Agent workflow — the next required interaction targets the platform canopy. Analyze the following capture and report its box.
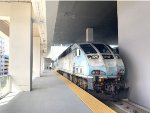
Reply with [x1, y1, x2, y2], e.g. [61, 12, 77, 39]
[46, 1, 118, 55]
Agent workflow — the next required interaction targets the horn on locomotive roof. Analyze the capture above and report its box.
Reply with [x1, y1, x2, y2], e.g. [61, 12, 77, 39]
[86, 28, 93, 42]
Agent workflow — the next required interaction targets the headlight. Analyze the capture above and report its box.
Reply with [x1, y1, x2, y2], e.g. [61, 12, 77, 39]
[115, 55, 120, 59]
[87, 55, 92, 59]
[87, 55, 99, 59]
[91, 55, 99, 59]
[118, 69, 124, 75]
[91, 70, 106, 75]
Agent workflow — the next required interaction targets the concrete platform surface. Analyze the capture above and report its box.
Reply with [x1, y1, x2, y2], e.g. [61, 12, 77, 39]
[0, 71, 93, 113]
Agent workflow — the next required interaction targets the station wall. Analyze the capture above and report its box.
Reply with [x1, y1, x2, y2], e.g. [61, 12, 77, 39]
[118, 1, 150, 109]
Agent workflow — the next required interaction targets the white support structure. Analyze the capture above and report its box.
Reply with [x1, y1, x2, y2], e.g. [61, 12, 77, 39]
[9, 3, 32, 91]
[86, 28, 93, 42]
[40, 57, 45, 74]
[118, 1, 150, 109]
[33, 37, 41, 79]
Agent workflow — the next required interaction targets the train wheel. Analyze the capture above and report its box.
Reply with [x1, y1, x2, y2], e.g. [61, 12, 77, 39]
[70, 75, 73, 81]
[77, 77, 79, 86]
[67, 74, 69, 79]
[72, 75, 75, 83]
[82, 79, 88, 90]
[73, 76, 78, 84]
[78, 77, 81, 87]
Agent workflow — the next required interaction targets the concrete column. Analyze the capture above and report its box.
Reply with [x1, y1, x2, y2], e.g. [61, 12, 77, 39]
[9, 3, 32, 91]
[118, 1, 150, 109]
[86, 28, 93, 42]
[33, 37, 40, 79]
[40, 57, 45, 74]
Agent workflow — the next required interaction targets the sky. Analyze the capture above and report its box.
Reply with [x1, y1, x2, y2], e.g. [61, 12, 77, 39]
[49, 45, 69, 60]
[0, 31, 9, 56]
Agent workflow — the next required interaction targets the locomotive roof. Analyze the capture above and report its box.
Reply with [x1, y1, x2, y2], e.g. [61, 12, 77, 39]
[57, 42, 108, 59]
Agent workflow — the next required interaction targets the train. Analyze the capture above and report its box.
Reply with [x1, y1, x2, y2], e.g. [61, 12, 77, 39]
[54, 43, 125, 95]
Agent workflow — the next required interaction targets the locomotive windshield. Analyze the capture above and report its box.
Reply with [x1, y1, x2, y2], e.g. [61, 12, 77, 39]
[93, 44, 111, 54]
[106, 45, 119, 54]
[80, 44, 97, 54]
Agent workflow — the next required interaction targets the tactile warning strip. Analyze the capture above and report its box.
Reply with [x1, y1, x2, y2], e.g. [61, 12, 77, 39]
[53, 70, 117, 113]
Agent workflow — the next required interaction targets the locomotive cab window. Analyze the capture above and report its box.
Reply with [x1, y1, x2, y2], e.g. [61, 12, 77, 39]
[80, 44, 97, 54]
[93, 44, 111, 54]
[106, 45, 119, 54]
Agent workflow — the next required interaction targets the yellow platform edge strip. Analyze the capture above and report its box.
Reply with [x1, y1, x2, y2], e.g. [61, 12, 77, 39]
[53, 70, 117, 113]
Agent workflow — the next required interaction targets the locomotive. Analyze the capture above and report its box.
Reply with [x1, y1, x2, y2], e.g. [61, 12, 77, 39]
[54, 43, 125, 95]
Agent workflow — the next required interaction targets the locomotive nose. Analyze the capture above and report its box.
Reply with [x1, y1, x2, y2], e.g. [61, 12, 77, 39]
[104, 60, 125, 76]
[104, 60, 118, 76]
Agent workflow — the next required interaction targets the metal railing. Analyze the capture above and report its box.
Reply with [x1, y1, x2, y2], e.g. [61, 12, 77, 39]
[0, 75, 11, 99]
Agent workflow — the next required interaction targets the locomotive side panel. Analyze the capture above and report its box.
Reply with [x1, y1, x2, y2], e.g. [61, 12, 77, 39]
[73, 49, 90, 77]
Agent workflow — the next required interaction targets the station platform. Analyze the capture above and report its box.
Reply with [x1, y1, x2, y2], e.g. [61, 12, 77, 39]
[0, 70, 116, 113]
